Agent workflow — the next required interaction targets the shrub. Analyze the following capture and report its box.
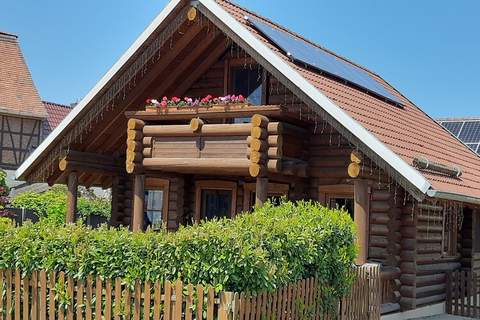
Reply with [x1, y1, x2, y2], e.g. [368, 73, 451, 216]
[11, 185, 111, 223]
[0, 201, 356, 302]
[0, 169, 11, 218]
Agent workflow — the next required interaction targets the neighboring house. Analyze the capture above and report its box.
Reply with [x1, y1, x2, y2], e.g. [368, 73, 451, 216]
[438, 117, 480, 155]
[0, 31, 72, 191]
[14, 0, 480, 316]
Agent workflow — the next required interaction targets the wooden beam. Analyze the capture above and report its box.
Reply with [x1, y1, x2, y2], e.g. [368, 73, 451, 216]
[148, 32, 223, 98]
[143, 158, 250, 175]
[66, 171, 78, 224]
[143, 123, 254, 137]
[255, 177, 268, 207]
[174, 37, 228, 97]
[354, 179, 370, 265]
[132, 174, 145, 232]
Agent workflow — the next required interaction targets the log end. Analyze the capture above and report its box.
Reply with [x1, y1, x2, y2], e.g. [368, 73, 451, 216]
[127, 118, 145, 130]
[249, 163, 266, 177]
[58, 157, 68, 172]
[251, 114, 269, 128]
[189, 118, 204, 133]
[250, 126, 267, 140]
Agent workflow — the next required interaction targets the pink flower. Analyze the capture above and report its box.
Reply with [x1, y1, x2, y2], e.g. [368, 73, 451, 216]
[238, 95, 245, 102]
[160, 101, 167, 107]
[146, 98, 152, 104]
[162, 96, 168, 101]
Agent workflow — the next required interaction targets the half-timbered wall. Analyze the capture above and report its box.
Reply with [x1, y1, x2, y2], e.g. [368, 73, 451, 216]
[0, 115, 42, 169]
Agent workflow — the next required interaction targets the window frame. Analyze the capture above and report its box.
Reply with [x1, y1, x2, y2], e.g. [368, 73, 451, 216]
[195, 180, 237, 223]
[243, 182, 289, 211]
[144, 178, 170, 227]
[318, 185, 354, 207]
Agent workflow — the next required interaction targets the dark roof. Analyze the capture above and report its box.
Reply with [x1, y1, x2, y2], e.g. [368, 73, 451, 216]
[0, 31, 46, 118]
[218, 0, 480, 198]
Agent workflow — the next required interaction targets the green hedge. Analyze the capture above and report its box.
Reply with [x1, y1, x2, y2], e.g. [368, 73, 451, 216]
[0, 201, 356, 300]
[11, 185, 111, 223]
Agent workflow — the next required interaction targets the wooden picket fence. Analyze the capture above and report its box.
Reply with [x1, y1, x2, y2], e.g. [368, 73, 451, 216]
[446, 269, 480, 318]
[0, 264, 380, 320]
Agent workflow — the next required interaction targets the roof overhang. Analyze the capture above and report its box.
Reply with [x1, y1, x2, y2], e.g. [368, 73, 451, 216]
[427, 189, 480, 206]
[17, 0, 434, 200]
[15, 0, 184, 181]
[195, 0, 431, 198]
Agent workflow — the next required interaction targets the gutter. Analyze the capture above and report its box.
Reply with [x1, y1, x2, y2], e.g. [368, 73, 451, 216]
[427, 189, 480, 206]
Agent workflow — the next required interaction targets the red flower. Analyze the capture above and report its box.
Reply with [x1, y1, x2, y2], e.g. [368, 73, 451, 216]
[172, 97, 181, 103]
[145, 99, 152, 104]
[238, 95, 245, 102]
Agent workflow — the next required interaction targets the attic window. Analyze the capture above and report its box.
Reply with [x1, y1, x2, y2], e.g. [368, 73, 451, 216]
[231, 66, 263, 105]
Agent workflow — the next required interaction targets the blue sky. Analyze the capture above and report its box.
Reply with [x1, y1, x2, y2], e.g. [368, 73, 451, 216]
[1, 0, 479, 117]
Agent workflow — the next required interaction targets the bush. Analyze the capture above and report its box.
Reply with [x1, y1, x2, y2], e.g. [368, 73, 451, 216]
[0, 169, 11, 217]
[0, 201, 356, 302]
[11, 185, 111, 223]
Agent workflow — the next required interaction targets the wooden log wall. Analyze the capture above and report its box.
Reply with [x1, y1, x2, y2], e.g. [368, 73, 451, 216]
[126, 119, 145, 174]
[109, 176, 133, 227]
[166, 176, 185, 230]
[461, 209, 472, 269]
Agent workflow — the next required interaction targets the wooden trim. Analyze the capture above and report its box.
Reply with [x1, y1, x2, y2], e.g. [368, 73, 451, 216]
[318, 184, 354, 206]
[194, 180, 237, 223]
[145, 177, 170, 225]
[242, 182, 289, 211]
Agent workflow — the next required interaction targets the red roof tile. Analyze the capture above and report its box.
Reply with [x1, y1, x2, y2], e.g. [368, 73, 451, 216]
[217, 0, 480, 199]
[42, 101, 72, 135]
[0, 31, 46, 119]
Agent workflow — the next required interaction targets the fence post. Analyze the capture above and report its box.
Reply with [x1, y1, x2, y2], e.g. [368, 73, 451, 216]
[446, 272, 452, 314]
[219, 292, 234, 320]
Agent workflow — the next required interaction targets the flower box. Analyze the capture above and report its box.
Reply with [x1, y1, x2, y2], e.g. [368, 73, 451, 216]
[144, 95, 248, 112]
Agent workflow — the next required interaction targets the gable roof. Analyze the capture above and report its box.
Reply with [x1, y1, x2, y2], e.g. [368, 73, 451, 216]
[15, 0, 480, 204]
[0, 31, 46, 119]
[42, 101, 72, 136]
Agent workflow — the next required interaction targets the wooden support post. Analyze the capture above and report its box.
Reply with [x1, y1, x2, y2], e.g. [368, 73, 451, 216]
[354, 179, 369, 265]
[255, 177, 268, 207]
[66, 171, 78, 224]
[132, 174, 145, 232]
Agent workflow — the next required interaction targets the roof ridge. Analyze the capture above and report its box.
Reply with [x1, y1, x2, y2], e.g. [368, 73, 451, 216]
[0, 31, 18, 42]
[42, 101, 71, 109]
[219, 0, 381, 77]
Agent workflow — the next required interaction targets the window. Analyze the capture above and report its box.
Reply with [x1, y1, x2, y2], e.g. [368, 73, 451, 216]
[144, 178, 169, 230]
[318, 185, 355, 219]
[329, 197, 354, 220]
[442, 205, 459, 257]
[195, 181, 237, 222]
[243, 183, 289, 211]
[230, 66, 264, 123]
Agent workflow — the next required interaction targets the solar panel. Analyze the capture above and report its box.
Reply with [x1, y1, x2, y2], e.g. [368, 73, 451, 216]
[440, 121, 463, 136]
[458, 122, 480, 143]
[248, 17, 403, 106]
[439, 119, 480, 155]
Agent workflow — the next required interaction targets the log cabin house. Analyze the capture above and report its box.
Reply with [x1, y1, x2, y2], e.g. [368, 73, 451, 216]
[15, 0, 480, 316]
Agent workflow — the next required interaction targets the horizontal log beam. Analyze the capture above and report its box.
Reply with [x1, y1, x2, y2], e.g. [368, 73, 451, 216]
[143, 157, 251, 175]
[143, 122, 282, 137]
[59, 159, 123, 176]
